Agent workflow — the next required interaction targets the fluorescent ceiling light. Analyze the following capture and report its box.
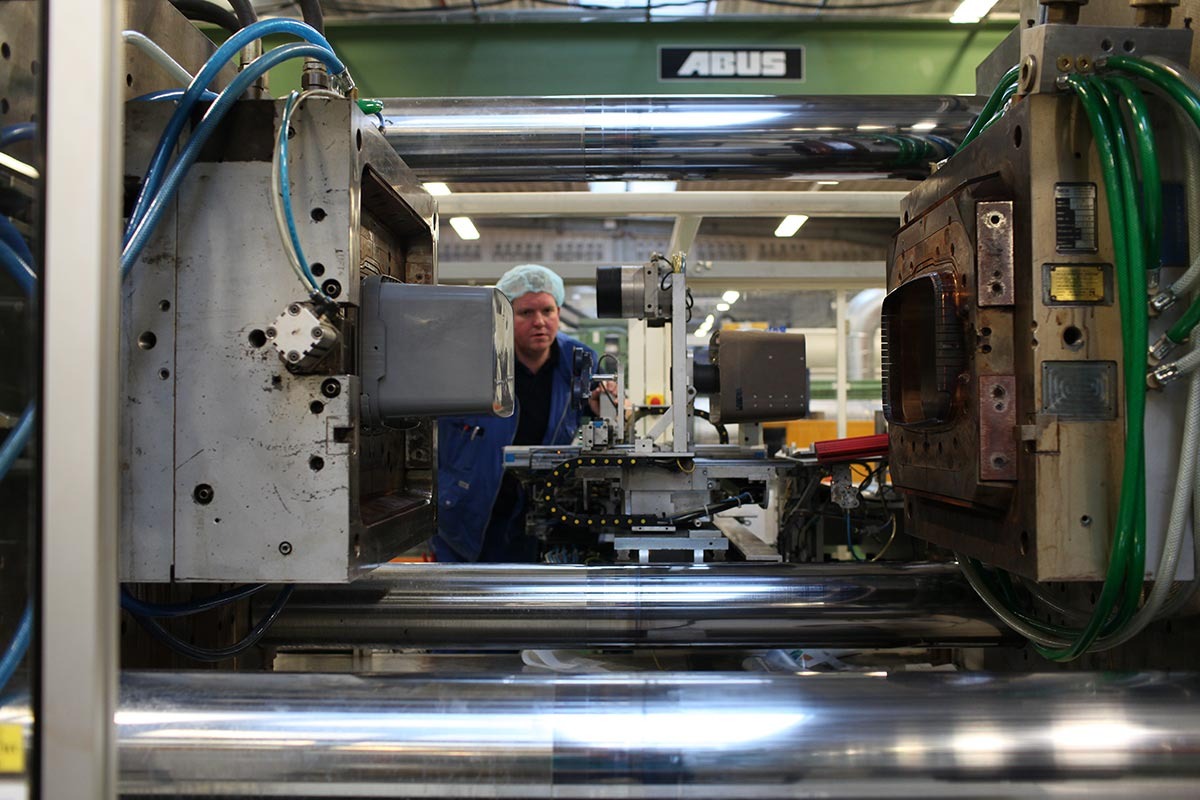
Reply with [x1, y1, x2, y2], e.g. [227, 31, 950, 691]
[588, 181, 677, 193]
[627, 181, 677, 193]
[589, 181, 628, 193]
[816, 180, 840, 186]
[911, 121, 938, 132]
[774, 215, 809, 237]
[721, 290, 740, 304]
[704, 314, 716, 326]
[716, 302, 731, 311]
[422, 182, 452, 196]
[950, 0, 1000, 23]
[448, 216, 480, 241]
[856, 124, 887, 131]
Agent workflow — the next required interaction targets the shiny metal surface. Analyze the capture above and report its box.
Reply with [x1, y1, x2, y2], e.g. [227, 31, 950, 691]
[110, 670, 1200, 797]
[265, 562, 1011, 649]
[381, 95, 981, 182]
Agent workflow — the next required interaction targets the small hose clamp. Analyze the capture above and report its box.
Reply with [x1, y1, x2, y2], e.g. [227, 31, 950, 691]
[1150, 362, 1181, 388]
[1150, 290, 1177, 315]
[1150, 334, 1177, 362]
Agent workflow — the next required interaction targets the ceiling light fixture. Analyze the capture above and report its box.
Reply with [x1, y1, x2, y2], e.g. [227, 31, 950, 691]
[448, 216, 480, 241]
[422, 182, 452, 196]
[721, 290, 740, 304]
[949, 0, 1000, 23]
[588, 181, 628, 193]
[716, 302, 730, 311]
[774, 215, 809, 237]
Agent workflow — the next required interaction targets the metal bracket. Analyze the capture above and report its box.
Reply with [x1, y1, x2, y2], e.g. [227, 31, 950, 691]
[977, 201, 1015, 307]
[979, 375, 1018, 481]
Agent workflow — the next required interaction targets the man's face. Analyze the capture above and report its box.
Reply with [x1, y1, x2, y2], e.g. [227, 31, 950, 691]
[512, 292, 560, 359]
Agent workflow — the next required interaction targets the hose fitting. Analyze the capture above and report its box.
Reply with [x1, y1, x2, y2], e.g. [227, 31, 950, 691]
[1149, 362, 1181, 389]
[1150, 333, 1178, 362]
[1151, 290, 1178, 315]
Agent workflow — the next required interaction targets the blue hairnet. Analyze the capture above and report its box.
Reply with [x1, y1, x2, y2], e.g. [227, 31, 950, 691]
[496, 264, 565, 307]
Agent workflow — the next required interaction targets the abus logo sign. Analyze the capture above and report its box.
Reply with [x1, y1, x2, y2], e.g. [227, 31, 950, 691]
[659, 47, 804, 81]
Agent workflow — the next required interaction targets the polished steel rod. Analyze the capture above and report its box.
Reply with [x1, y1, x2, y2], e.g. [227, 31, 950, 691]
[265, 562, 1011, 649]
[104, 670, 1200, 797]
[380, 95, 982, 182]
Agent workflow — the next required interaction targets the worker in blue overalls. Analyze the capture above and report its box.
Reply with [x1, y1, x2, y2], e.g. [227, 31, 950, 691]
[432, 264, 598, 562]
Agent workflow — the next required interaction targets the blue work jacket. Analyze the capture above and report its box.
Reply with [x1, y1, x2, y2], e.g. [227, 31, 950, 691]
[435, 332, 595, 561]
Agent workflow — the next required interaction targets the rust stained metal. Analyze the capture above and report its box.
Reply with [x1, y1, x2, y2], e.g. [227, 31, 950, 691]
[979, 375, 1017, 481]
[976, 201, 1015, 307]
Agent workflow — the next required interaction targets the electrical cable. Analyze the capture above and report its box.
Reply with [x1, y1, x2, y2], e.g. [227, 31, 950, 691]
[169, 0, 241, 35]
[126, 18, 346, 245]
[122, 41, 346, 277]
[122, 30, 198, 87]
[845, 512, 864, 561]
[128, 585, 294, 663]
[119, 583, 268, 618]
[869, 516, 897, 562]
[670, 491, 756, 526]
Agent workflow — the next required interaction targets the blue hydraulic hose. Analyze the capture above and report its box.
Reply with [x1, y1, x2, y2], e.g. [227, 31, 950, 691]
[131, 88, 219, 103]
[0, 606, 32, 693]
[122, 41, 343, 276]
[0, 237, 37, 296]
[0, 215, 33, 269]
[126, 19, 344, 240]
[0, 199, 34, 693]
[0, 404, 34, 481]
[0, 123, 35, 149]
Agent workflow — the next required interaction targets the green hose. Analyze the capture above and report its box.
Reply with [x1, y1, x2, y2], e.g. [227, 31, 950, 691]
[1168, 300, 1200, 342]
[1031, 75, 1146, 661]
[957, 64, 1021, 152]
[944, 59, 1172, 658]
[1105, 76, 1161, 274]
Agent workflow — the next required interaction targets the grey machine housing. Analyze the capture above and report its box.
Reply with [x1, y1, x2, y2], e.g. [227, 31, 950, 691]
[360, 278, 515, 427]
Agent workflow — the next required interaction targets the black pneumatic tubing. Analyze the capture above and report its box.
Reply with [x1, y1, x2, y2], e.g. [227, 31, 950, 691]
[169, 0, 240, 34]
[299, 0, 325, 34]
[227, 0, 259, 28]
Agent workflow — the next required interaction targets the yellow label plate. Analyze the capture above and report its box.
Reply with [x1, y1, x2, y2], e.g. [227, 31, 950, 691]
[1048, 265, 1105, 303]
[0, 725, 23, 773]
